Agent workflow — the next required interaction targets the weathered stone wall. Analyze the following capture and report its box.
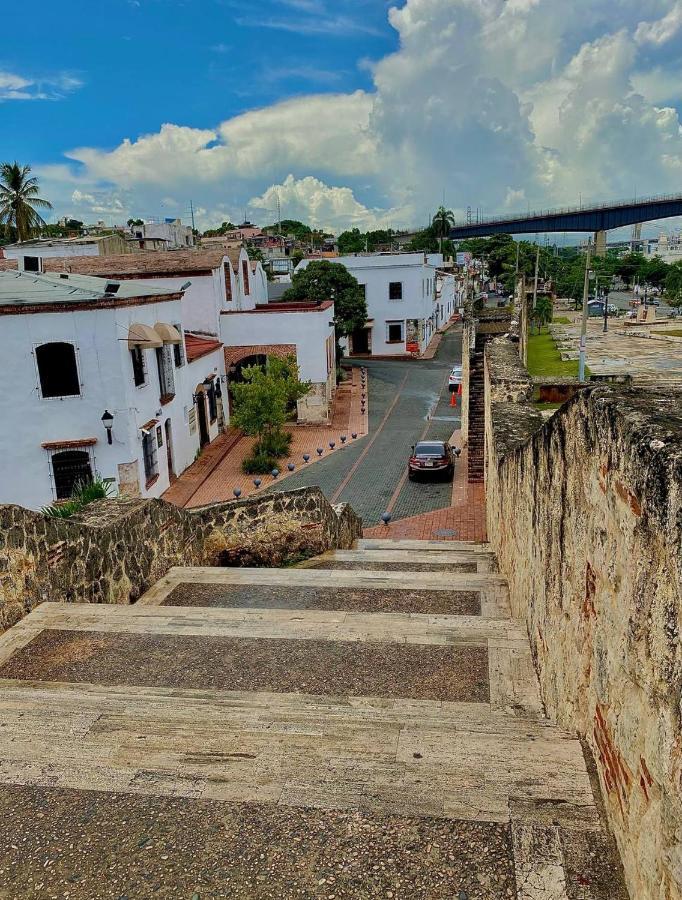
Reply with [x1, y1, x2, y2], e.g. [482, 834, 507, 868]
[0, 487, 362, 632]
[484, 338, 682, 900]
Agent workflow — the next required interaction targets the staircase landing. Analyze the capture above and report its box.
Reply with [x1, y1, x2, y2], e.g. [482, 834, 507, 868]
[0, 541, 627, 898]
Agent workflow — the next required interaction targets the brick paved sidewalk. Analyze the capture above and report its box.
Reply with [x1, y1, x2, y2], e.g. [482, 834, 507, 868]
[165, 368, 368, 508]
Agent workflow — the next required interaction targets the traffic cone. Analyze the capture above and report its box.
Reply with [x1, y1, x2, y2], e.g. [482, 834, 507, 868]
[450, 391, 457, 408]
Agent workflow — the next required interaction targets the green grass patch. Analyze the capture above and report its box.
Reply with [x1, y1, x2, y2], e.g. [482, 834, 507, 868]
[552, 316, 571, 325]
[527, 332, 589, 378]
[534, 401, 563, 412]
[652, 329, 682, 337]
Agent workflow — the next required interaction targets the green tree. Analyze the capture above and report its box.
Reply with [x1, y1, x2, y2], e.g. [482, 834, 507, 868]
[665, 261, 682, 308]
[291, 248, 305, 268]
[338, 228, 366, 254]
[432, 206, 455, 253]
[0, 162, 52, 242]
[641, 256, 669, 288]
[283, 259, 367, 337]
[263, 219, 312, 243]
[127, 218, 144, 227]
[532, 295, 553, 332]
[232, 355, 311, 467]
[202, 221, 236, 237]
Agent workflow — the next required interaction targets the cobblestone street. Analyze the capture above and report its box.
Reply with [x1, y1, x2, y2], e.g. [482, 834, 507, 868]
[274, 328, 465, 527]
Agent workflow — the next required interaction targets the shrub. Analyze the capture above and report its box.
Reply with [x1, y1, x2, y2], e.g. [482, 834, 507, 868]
[241, 453, 280, 475]
[41, 477, 116, 519]
[256, 428, 292, 458]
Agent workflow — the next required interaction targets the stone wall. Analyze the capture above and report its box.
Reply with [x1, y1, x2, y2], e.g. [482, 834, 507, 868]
[484, 338, 682, 900]
[0, 487, 362, 632]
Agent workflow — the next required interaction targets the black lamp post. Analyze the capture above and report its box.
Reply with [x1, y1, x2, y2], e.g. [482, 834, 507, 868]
[101, 410, 114, 445]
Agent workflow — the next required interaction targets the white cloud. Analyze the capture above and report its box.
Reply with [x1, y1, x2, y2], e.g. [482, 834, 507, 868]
[635, 2, 682, 45]
[43, 0, 682, 230]
[249, 174, 412, 232]
[0, 70, 82, 102]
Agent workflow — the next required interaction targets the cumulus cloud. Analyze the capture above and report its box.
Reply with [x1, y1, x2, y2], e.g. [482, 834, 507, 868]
[44, 0, 682, 229]
[249, 175, 412, 233]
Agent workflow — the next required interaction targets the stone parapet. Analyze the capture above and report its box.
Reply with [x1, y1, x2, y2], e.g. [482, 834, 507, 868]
[0, 487, 362, 633]
[484, 336, 682, 900]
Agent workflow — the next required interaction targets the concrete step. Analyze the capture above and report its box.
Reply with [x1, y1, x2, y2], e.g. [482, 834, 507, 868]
[357, 538, 492, 553]
[139, 565, 510, 619]
[296, 549, 498, 574]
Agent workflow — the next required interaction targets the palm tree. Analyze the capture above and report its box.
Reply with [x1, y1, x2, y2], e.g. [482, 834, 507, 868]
[432, 206, 455, 253]
[0, 162, 52, 242]
[534, 294, 553, 332]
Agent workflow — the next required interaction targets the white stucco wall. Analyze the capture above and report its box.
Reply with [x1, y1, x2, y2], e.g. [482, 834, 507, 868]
[0, 297, 225, 510]
[220, 304, 334, 385]
[296, 253, 443, 356]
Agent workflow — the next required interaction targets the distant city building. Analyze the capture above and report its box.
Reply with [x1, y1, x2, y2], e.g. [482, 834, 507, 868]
[128, 219, 195, 250]
[1, 233, 131, 265]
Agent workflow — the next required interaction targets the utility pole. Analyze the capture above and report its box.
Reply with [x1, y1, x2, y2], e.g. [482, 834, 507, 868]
[515, 242, 520, 279]
[579, 245, 591, 382]
[189, 200, 195, 232]
[532, 243, 540, 310]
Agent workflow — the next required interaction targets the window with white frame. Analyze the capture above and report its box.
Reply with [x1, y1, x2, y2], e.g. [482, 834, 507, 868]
[389, 281, 403, 301]
[386, 320, 404, 343]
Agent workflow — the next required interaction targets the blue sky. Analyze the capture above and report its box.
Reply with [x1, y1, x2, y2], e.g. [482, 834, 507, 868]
[1, 0, 681, 233]
[2, 0, 396, 165]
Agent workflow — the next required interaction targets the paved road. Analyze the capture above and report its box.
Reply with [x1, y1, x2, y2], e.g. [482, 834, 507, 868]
[272, 328, 463, 527]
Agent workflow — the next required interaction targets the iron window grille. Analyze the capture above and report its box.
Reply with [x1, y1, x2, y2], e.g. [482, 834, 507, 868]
[142, 431, 159, 483]
[51, 449, 93, 500]
[389, 281, 403, 301]
[156, 344, 175, 400]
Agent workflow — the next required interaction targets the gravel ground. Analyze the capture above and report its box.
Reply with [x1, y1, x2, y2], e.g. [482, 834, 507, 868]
[0, 630, 490, 702]
[164, 584, 482, 616]
[300, 561, 477, 573]
[0, 786, 517, 899]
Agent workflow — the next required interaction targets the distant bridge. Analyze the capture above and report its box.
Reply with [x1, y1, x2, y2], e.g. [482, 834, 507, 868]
[450, 193, 682, 241]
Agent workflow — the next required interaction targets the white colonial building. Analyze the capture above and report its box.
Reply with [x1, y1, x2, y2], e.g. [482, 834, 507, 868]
[0, 270, 225, 510]
[296, 252, 447, 357]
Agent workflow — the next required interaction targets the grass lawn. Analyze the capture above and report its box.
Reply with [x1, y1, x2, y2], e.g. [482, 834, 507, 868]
[527, 331, 589, 378]
[534, 401, 563, 411]
[652, 329, 682, 337]
[552, 316, 571, 325]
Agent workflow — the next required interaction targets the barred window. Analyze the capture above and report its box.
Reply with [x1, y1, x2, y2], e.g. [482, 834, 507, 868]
[131, 346, 146, 386]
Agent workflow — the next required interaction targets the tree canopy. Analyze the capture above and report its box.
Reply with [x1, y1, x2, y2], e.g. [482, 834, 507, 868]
[283, 259, 367, 336]
[337, 228, 396, 254]
[231, 355, 310, 443]
[0, 162, 52, 242]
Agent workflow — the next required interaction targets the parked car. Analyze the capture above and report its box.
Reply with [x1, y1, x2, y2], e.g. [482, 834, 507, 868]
[408, 440, 457, 482]
[448, 364, 462, 392]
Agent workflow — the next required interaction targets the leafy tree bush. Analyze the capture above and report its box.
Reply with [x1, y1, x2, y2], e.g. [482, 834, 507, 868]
[283, 259, 367, 338]
[232, 355, 310, 472]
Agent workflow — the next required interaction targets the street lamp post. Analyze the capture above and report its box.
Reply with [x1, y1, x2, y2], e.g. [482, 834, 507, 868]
[578, 246, 591, 382]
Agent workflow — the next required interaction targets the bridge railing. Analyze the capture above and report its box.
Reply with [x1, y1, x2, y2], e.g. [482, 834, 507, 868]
[456, 192, 682, 228]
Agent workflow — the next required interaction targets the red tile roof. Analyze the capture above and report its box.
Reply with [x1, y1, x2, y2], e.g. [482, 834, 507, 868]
[184, 333, 223, 363]
[0, 250, 231, 279]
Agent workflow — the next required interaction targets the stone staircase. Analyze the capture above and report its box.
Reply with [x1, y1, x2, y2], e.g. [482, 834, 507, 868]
[0, 539, 627, 898]
[467, 348, 486, 483]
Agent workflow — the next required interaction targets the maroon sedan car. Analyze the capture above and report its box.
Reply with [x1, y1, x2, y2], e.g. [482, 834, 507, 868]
[408, 440, 458, 482]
